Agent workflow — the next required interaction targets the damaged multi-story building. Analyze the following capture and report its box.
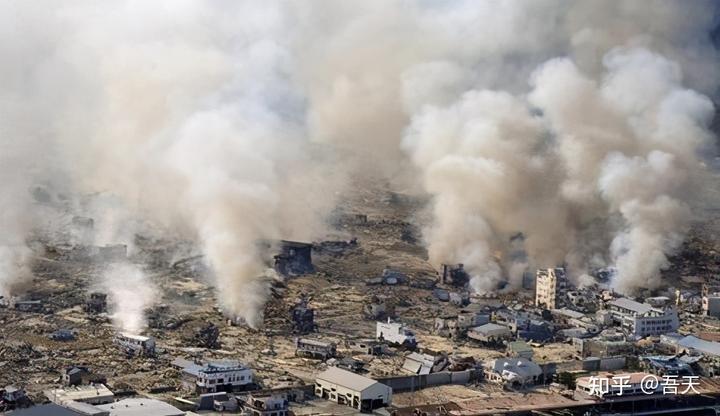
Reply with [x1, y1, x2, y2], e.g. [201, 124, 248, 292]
[273, 240, 314, 277]
[294, 338, 336, 360]
[534, 268, 567, 309]
[173, 358, 254, 394]
[606, 298, 679, 337]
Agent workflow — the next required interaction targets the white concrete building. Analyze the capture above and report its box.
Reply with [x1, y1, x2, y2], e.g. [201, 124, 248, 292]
[607, 298, 679, 337]
[174, 358, 253, 393]
[534, 268, 567, 309]
[44, 384, 115, 405]
[315, 367, 392, 411]
[96, 398, 185, 416]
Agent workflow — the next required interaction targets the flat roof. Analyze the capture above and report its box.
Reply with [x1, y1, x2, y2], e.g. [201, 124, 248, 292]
[96, 398, 184, 416]
[679, 335, 720, 356]
[608, 298, 654, 315]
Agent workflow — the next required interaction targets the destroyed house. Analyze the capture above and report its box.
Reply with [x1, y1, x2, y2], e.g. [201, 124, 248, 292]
[315, 367, 392, 411]
[295, 338, 336, 360]
[440, 264, 469, 287]
[641, 355, 694, 377]
[49, 329, 76, 341]
[291, 298, 316, 334]
[241, 392, 289, 416]
[113, 333, 155, 357]
[402, 352, 448, 375]
[63, 366, 105, 387]
[484, 358, 542, 389]
[329, 357, 366, 373]
[467, 323, 512, 344]
[84, 293, 107, 314]
[274, 240, 314, 276]
[174, 358, 253, 394]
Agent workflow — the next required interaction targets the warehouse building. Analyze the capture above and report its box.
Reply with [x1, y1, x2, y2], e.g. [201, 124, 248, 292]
[314, 367, 392, 412]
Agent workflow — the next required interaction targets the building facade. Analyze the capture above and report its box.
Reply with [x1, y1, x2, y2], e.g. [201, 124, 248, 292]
[315, 367, 392, 412]
[607, 298, 679, 337]
[534, 268, 567, 309]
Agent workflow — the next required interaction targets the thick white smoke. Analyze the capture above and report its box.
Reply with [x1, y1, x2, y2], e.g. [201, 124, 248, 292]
[102, 263, 157, 333]
[0, 1, 717, 319]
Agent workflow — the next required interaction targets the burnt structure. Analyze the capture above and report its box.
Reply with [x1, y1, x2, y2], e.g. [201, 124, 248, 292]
[84, 292, 107, 314]
[274, 241, 314, 277]
[291, 296, 316, 334]
[440, 264, 470, 287]
[194, 323, 221, 349]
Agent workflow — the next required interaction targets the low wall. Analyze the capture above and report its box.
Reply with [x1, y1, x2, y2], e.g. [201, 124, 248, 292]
[376, 369, 480, 393]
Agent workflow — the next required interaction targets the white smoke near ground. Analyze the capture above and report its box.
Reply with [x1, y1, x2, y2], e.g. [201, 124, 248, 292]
[0, 0, 717, 321]
[101, 263, 157, 333]
[403, 47, 716, 293]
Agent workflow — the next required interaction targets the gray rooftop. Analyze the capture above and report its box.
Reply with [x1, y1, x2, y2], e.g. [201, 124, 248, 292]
[678, 335, 720, 357]
[486, 357, 542, 378]
[471, 323, 511, 334]
[8, 404, 87, 416]
[609, 298, 654, 315]
[317, 366, 382, 392]
[96, 398, 184, 416]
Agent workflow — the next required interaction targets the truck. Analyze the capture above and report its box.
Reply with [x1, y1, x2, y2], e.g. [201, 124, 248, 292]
[376, 319, 417, 348]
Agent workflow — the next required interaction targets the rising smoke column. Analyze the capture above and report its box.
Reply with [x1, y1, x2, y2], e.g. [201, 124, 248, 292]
[530, 48, 716, 292]
[0, 0, 718, 318]
[402, 47, 716, 294]
[102, 262, 157, 333]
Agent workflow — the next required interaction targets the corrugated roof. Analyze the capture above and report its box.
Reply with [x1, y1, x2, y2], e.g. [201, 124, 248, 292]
[317, 367, 381, 392]
[471, 323, 511, 334]
[678, 335, 720, 356]
[609, 298, 653, 315]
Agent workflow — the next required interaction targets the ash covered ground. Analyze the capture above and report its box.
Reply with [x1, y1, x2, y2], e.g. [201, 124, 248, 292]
[2, 176, 720, 408]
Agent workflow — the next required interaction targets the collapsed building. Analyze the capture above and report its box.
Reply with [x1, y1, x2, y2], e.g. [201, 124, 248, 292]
[483, 358, 543, 389]
[439, 264, 469, 287]
[376, 320, 417, 348]
[573, 329, 634, 358]
[273, 241, 314, 277]
[402, 352, 449, 375]
[239, 391, 290, 416]
[83, 293, 107, 314]
[363, 295, 394, 320]
[290, 296, 316, 334]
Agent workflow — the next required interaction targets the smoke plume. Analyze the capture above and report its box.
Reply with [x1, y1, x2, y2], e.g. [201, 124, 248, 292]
[0, 1, 718, 321]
